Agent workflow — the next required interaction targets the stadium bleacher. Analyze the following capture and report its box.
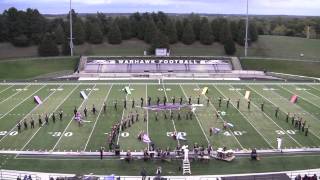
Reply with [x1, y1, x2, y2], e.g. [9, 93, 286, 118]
[83, 59, 233, 73]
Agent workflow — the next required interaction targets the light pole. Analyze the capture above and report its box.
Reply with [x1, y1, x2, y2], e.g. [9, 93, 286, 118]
[244, 0, 249, 57]
[69, 0, 74, 56]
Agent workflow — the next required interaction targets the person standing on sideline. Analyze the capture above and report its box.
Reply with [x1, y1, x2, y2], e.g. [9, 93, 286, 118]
[100, 146, 104, 160]
[59, 109, 63, 121]
[103, 102, 107, 113]
[84, 107, 88, 118]
[140, 168, 147, 180]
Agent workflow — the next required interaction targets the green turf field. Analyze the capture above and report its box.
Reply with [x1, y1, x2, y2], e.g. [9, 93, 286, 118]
[0, 82, 320, 153]
[0, 82, 320, 175]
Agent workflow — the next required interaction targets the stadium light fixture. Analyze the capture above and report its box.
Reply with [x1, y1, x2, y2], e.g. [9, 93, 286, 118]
[244, 0, 249, 57]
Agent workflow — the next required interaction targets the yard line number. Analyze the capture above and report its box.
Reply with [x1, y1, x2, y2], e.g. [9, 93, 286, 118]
[49, 132, 73, 137]
[276, 130, 296, 135]
[0, 131, 18, 136]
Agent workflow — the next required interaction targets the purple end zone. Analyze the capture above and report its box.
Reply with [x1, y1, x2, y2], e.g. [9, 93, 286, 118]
[144, 103, 191, 111]
[34, 96, 42, 105]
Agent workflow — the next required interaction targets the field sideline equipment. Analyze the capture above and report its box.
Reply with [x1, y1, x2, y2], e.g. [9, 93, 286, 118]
[202, 87, 208, 95]
[34, 96, 42, 105]
[125, 87, 131, 95]
[244, 91, 251, 100]
[80, 91, 88, 99]
[290, 95, 298, 103]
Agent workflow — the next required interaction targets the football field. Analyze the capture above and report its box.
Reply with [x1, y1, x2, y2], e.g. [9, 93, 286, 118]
[1, 82, 320, 154]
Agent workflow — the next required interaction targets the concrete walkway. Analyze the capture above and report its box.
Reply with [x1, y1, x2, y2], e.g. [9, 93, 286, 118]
[230, 57, 243, 70]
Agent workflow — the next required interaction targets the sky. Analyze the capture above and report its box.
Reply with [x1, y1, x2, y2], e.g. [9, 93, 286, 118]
[0, 0, 319, 16]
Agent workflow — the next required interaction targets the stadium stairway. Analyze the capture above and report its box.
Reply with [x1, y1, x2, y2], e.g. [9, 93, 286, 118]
[230, 57, 243, 70]
[182, 160, 192, 175]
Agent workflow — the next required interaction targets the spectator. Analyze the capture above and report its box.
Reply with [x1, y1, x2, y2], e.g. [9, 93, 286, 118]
[140, 168, 147, 180]
[295, 174, 301, 180]
[17, 176, 21, 180]
[311, 174, 317, 180]
[251, 148, 258, 160]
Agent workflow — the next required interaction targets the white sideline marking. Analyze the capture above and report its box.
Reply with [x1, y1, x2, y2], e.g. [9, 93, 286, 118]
[84, 84, 113, 151]
[238, 85, 302, 147]
[116, 84, 130, 145]
[51, 84, 97, 151]
[0, 85, 48, 143]
[214, 85, 275, 149]
[163, 84, 180, 146]
[196, 84, 243, 149]
[19, 85, 79, 153]
[180, 85, 210, 145]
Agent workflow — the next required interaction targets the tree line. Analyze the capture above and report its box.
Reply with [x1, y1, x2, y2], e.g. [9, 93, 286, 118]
[0, 7, 319, 57]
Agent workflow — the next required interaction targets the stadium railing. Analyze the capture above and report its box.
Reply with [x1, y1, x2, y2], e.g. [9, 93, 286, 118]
[0, 169, 41, 180]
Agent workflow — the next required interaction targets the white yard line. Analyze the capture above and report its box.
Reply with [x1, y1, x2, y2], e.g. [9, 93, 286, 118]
[19, 85, 79, 153]
[116, 84, 130, 146]
[0, 85, 14, 95]
[214, 85, 275, 149]
[250, 85, 320, 143]
[51, 84, 97, 151]
[237, 85, 302, 147]
[308, 85, 320, 93]
[0, 86, 43, 121]
[269, 85, 320, 141]
[84, 84, 113, 151]
[146, 84, 150, 150]
[283, 85, 320, 110]
[163, 83, 180, 146]
[0, 85, 49, 143]
[179, 84, 210, 145]
[195, 84, 243, 149]
[0, 85, 31, 104]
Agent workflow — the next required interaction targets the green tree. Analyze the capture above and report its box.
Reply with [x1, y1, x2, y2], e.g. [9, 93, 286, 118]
[73, 19, 85, 45]
[148, 31, 169, 54]
[25, 8, 46, 44]
[116, 17, 132, 40]
[199, 18, 214, 45]
[237, 20, 246, 46]
[249, 22, 258, 42]
[175, 19, 184, 41]
[38, 34, 59, 56]
[230, 21, 238, 41]
[211, 18, 226, 41]
[164, 19, 178, 44]
[144, 19, 157, 44]
[3, 7, 28, 44]
[53, 24, 65, 44]
[0, 15, 9, 42]
[224, 37, 236, 55]
[89, 22, 103, 44]
[107, 21, 122, 44]
[129, 12, 141, 38]
[272, 24, 288, 36]
[61, 39, 71, 56]
[189, 13, 201, 40]
[182, 20, 195, 45]
[219, 21, 232, 44]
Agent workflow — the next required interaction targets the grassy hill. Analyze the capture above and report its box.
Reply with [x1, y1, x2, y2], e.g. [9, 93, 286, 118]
[0, 57, 78, 80]
[1, 35, 319, 60]
[241, 58, 320, 77]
